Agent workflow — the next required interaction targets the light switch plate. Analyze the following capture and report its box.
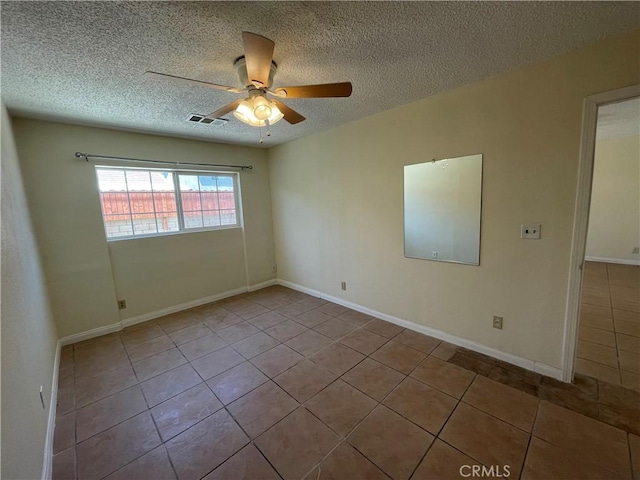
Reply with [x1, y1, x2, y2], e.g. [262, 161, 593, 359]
[521, 224, 541, 239]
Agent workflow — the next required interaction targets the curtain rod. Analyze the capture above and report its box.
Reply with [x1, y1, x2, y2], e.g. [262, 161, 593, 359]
[75, 152, 253, 171]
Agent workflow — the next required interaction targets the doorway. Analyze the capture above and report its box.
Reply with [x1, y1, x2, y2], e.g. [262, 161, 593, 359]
[562, 85, 640, 385]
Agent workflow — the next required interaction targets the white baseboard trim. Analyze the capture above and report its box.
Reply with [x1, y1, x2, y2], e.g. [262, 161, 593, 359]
[121, 286, 248, 329]
[585, 256, 640, 266]
[41, 340, 61, 480]
[60, 281, 278, 345]
[60, 323, 122, 346]
[248, 279, 279, 292]
[278, 279, 563, 381]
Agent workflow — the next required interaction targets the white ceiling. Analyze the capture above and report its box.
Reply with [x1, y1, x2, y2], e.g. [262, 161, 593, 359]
[597, 97, 640, 140]
[1, 2, 638, 148]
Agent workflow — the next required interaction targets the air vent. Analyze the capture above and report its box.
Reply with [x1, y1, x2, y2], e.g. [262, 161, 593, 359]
[186, 114, 228, 127]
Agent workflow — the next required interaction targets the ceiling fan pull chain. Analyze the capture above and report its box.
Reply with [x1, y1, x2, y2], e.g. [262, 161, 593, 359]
[259, 127, 264, 144]
[266, 119, 271, 137]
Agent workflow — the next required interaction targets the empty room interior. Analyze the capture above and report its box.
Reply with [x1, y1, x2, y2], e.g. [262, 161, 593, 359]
[1, 2, 639, 480]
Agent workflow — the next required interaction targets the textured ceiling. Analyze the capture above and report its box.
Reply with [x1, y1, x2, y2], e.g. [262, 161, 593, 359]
[1, 2, 638, 148]
[597, 97, 640, 140]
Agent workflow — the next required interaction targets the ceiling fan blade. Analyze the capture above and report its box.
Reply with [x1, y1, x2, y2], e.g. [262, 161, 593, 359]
[272, 82, 353, 98]
[203, 100, 241, 119]
[242, 32, 275, 88]
[145, 71, 243, 94]
[272, 99, 305, 124]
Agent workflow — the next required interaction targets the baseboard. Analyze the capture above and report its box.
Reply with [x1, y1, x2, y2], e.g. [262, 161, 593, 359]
[278, 279, 563, 381]
[41, 340, 61, 480]
[60, 323, 122, 346]
[248, 279, 278, 292]
[121, 286, 249, 329]
[585, 256, 640, 266]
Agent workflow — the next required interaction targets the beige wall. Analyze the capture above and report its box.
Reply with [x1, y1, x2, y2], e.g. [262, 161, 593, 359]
[13, 119, 275, 337]
[586, 134, 640, 263]
[1, 103, 59, 479]
[268, 29, 639, 369]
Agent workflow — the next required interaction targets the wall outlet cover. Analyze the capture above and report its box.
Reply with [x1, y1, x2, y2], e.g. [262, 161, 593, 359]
[521, 224, 541, 239]
[493, 315, 503, 329]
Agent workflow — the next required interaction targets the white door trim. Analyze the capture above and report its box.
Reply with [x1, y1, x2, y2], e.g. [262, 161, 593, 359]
[561, 84, 640, 382]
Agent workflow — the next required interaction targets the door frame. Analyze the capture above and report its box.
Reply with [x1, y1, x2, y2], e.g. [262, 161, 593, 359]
[561, 84, 640, 382]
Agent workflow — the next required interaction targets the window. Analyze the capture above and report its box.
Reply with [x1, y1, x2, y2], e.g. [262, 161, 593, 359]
[96, 167, 240, 239]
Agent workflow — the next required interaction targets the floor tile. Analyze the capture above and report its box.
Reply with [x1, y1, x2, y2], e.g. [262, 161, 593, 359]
[430, 341, 458, 361]
[521, 437, 623, 480]
[74, 348, 130, 380]
[487, 364, 541, 396]
[56, 384, 75, 417]
[140, 363, 202, 407]
[614, 309, 640, 324]
[630, 433, 640, 480]
[190, 346, 245, 380]
[383, 377, 457, 435]
[532, 401, 631, 478]
[370, 341, 426, 374]
[53, 411, 75, 454]
[412, 439, 482, 480]
[206, 361, 269, 405]
[168, 323, 213, 346]
[440, 403, 529, 478]
[622, 370, 640, 392]
[309, 343, 365, 376]
[266, 319, 309, 342]
[363, 319, 404, 338]
[447, 351, 493, 375]
[305, 379, 377, 436]
[125, 334, 175, 363]
[152, 383, 223, 441]
[615, 319, 640, 337]
[166, 408, 249, 480]
[203, 310, 243, 331]
[348, 405, 433, 480]
[52, 447, 75, 480]
[311, 442, 388, 480]
[274, 360, 337, 402]
[74, 364, 138, 408]
[249, 311, 289, 329]
[75, 385, 147, 442]
[132, 347, 187, 382]
[294, 309, 334, 328]
[203, 444, 280, 480]
[575, 357, 621, 385]
[315, 302, 350, 317]
[578, 325, 616, 347]
[577, 340, 618, 367]
[582, 286, 611, 307]
[233, 302, 271, 320]
[105, 446, 176, 480]
[157, 311, 201, 334]
[538, 375, 598, 418]
[232, 332, 281, 359]
[462, 375, 539, 432]
[276, 302, 316, 319]
[285, 329, 334, 356]
[177, 333, 227, 361]
[227, 381, 298, 438]
[584, 261, 608, 276]
[251, 344, 304, 377]
[337, 310, 376, 327]
[342, 358, 405, 401]
[216, 322, 261, 344]
[313, 317, 357, 340]
[255, 408, 340, 480]
[393, 330, 440, 354]
[618, 332, 640, 353]
[76, 412, 161, 479]
[410, 356, 475, 398]
[120, 323, 165, 347]
[339, 328, 389, 355]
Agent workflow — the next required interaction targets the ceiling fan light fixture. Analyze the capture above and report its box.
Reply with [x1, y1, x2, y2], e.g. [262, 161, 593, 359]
[233, 95, 283, 127]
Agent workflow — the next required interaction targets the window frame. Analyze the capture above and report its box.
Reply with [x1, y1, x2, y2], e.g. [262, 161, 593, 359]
[95, 165, 242, 241]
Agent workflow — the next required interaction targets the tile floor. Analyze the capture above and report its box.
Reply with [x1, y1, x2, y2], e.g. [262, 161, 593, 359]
[52, 285, 640, 480]
[576, 262, 640, 391]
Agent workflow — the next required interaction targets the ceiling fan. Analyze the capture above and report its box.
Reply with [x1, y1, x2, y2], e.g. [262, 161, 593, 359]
[146, 32, 353, 136]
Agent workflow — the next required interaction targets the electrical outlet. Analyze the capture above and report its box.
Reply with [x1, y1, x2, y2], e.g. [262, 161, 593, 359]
[272, 264, 277, 273]
[341, 281, 347, 291]
[432, 251, 438, 259]
[117, 299, 127, 310]
[493, 315, 503, 330]
[521, 224, 541, 239]
[633, 247, 640, 255]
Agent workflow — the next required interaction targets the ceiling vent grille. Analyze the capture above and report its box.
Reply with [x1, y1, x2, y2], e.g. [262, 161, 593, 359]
[186, 114, 228, 127]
